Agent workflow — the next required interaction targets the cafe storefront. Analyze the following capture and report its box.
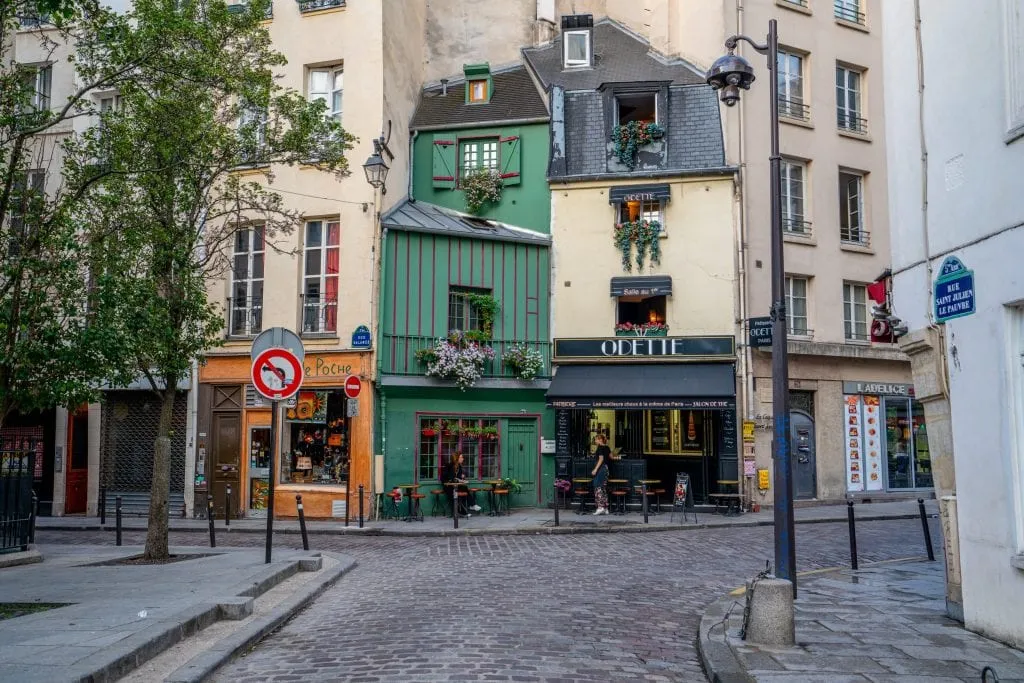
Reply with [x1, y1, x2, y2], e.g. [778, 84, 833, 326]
[546, 336, 739, 505]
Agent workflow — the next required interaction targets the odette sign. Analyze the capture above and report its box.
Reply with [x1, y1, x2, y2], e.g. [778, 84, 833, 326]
[553, 336, 735, 362]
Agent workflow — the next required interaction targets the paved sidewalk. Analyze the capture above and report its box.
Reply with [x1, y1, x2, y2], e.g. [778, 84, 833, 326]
[700, 559, 1024, 682]
[0, 543, 353, 682]
[36, 498, 938, 536]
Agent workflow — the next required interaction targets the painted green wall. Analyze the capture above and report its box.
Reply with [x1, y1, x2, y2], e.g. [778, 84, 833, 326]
[412, 123, 551, 233]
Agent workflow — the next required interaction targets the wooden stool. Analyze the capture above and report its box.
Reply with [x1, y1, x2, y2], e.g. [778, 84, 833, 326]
[409, 493, 426, 522]
[493, 488, 510, 516]
[652, 488, 667, 513]
[430, 489, 448, 517]
[574, 488, 592, 514]
[382, 492, 402, 520]
[610, 489, 629, 515]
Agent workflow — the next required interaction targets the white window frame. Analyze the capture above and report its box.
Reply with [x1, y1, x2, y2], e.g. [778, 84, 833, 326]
[1003, 0, 1024, 139]
[459, 138, 499, 181]
[617, 199, 665, 233]
[302, 219, 340, 334]
[834, 0, 864, 24]
[786, 276, 809, 336]
[781, 159, 808, 233]
[839, 170, 866, 243]
[1009, 306, 1024, 553]
[22, 64, 51, 111]
[777, 50, 805, 117]
[563, 30, 590, 68]
[237, 101, 267, 162]
[836, 65, 863, 131]
[843, 282, 868, 342]
[308, 66, 343, 122]
[230, 225, 265, 337]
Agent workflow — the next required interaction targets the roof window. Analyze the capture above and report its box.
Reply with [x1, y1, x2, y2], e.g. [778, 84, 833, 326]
[561, 14, 594, 69]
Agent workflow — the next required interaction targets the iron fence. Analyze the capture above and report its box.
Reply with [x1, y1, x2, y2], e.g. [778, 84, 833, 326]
[834, 0, 866, 25]
[381, 334, 553, 379]
[779, 97, 810, 121]
[227, 295, 263, 338]
[0, 449, 36, 553]
[783, 217, 813, 237]
[837, 111, 869, 135]
[840, 227, 871, 247]
[301, 295, 339, 335]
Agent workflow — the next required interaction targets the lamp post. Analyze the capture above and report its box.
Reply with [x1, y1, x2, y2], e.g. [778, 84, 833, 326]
[707, 19, 796, 594]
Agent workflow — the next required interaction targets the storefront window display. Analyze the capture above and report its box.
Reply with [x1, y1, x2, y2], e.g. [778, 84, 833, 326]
[280, 390, 350, 486]
[844, 393, 931, 492]
[418, 417, 500, 480]
[248, 426, 271, 514]
[885, 397, 932, 489]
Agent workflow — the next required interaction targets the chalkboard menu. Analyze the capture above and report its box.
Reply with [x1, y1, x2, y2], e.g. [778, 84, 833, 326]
[720, 409, 737, 457]
[649, 411, 672, 452]
[556, 409, 570, 456]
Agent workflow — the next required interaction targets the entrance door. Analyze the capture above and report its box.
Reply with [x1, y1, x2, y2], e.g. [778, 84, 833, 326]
[505, 419, 538, 506]
[790, 410, 817, 500]
[212, 413, 241, 518]
[65, 409, 89, 514]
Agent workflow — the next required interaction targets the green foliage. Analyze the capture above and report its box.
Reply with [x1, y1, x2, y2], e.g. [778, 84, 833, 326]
[462, 168, 502, 214]
[495, 477, 522, 494]
[613, 220, 662, 273]
[503, 344, 544, 380]
[465, 293, 500, 336]
[610, 121, 664, 169]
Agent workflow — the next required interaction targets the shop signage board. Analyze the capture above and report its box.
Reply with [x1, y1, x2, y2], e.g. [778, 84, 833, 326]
[251, 348, 304, 401]
[744, 459, 756, 476]
[757, 469, 770, 490]
[553, 336, 735, 362]
[541, 439, 556, 454]
[607, 183, 671, 204]
[251, 327, 305, 363]
[351, 325, 372, 349]
[549, 397, 735, 410]
[842, 381, 914, 397]
[747, 317, 773, 348]
[343, 375, 362, 399]
[844, 394, 884, 492]
[346, 400, 360, 418]
[934, 256, 976, 322]
[742, 420, 756, 442]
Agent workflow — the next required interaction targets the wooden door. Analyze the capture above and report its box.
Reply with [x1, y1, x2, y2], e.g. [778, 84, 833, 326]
[212, 413, 242, 518]
[65, 409, 89, 514]
[506, 419, 538, 506]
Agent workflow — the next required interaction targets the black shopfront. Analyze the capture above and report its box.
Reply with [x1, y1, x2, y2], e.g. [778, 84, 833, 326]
[546, 336, 739, 506]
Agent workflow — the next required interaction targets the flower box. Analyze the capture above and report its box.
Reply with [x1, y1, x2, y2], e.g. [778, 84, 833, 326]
[421, 428, 438, 438]
[615, 327, 668, 337]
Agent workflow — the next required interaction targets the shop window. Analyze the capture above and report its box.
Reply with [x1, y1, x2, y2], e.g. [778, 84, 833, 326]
[884, 397, 931, 489]
[230, 224, 264, 337]
[302, 219, 340, 334]
[447, 286, 490, 334]
[617, 197, 664, 230]
[418, 416, 500, 480]
[617, 295, 666, 327]
[617, 93, 657, 125]
[281, 390, 350, 485]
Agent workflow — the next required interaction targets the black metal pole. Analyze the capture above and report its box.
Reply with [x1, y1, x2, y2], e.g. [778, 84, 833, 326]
[99, 485, 106, 524]
[358, 484, 364, 529]
[918, 498, 935, 561]
[207, 495, 216, 548]
[642, 483, 649, 524]
[453, 486, 459, 530]
[265, 400, 278, 564]
[29, 492, 37, 545]
[225, 483, 231, 527]
[345, 480, 351, 527]
[115, 495, 122, 546]
[847, 501, 859, 570]
[297, 494, 309, 551]
[553, 482, 560, 527]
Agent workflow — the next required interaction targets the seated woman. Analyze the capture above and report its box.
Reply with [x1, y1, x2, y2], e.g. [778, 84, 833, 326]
[441, 451, 481, 516]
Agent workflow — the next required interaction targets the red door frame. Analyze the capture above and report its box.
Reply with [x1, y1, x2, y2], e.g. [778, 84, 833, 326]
[65, 406, 89, 514]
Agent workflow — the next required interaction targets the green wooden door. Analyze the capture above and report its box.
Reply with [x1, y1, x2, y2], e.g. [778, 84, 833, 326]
[506, 419, 538, 506]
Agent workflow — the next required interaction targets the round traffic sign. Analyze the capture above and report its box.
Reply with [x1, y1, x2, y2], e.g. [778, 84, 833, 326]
[343, 375, 362, 399]
[251, 348, 304, 401]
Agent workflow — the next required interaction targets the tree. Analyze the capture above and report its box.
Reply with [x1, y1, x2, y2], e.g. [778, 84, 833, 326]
[0, 1, 160, 430]
[72, 0, 353, 559]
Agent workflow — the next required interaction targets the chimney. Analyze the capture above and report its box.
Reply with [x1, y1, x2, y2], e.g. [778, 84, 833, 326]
[440, 78, 448, 96]
[561, 14, 594, 69]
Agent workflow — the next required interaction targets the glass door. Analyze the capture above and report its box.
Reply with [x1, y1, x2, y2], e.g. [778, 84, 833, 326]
[248, 426, 272, 517]
[911, 400, 932, 488]
[884, 397, 931, 489]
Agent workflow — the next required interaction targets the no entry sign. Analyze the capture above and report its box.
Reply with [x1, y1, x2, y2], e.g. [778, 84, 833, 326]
[343, 374, 362, 399]
[251, 347, 304, 401]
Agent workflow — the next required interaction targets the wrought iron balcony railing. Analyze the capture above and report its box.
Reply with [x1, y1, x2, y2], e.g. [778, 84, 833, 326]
[840, 227, 870, 247]
[779, 97, 810, 121]
[837, 111, 869, 134]
[780, 0, 808, 7]
[834, 0, 866, 25]
[227, 296, 263, 338]
[844, 328, 871, 342]
[381, 335, 553, 380]
[783, 217, 812, 237]
[301, 295, 338, 335]
[297, 0, 344, 13]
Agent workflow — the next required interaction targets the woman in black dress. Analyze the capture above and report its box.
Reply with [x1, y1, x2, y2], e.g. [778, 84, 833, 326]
[591, 434, 611, 515]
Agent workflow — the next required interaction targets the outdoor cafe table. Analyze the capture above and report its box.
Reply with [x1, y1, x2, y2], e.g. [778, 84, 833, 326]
[638, 479, 661, 514]
[397, 483, 420, 521]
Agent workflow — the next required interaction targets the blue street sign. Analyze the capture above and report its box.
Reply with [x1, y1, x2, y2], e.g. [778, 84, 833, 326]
[351, 325, 372, 349]
[934, 256, 976, 323]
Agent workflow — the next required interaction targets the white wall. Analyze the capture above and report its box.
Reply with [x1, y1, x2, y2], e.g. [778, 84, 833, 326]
[882, 0, 1024, 648]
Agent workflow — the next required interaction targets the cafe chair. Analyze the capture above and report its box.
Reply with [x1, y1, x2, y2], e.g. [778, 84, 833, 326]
[409, 493, 426, 522]
[493, 488, 511, 516]
[430, 489, 449, 517]
[610, 488, 629, 515]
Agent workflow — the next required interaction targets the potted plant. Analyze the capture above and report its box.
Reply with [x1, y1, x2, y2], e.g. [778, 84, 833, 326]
[462, 168, 503, 214]
[615, 322, 669, 337]
[416, 332, 497, 390]
[610, 120, 665, 170]
[421, 422, 439, 438]
[496, 477, 522, 494]
[613, 219, 662, 272]
[503, 344, 545, 380]
[465, 294, 500, 337]
[481, 425, 499, 441]
[461, 425, 481, 438]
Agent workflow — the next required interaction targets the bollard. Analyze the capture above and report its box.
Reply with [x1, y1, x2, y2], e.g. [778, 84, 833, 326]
[207, 496, 216, 548]
[553, 483, 560, 527]
[99, 485, 106, 524]
[918, 498, 935, 561]
[225, 485, 231, 527]
[29, 492, 38, 544]
[115, 496, 123, 546]
[642, 483, 649, 524]
[358, 485, 364, 529]
[345, 484, 351, 528]
[453, 486, 459, 530]
[847, 501, 859, 570]
[296, 494, 309, 551]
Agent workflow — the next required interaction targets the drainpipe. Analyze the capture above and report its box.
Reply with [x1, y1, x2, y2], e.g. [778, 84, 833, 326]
[914, 0, 936, 329]
[183, 358, 199, 518]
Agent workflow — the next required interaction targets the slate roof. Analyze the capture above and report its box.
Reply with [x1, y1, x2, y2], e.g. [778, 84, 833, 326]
[522, 20, 706, 91]
[382, 200, 551, 246]
[410, 65, 549, 131]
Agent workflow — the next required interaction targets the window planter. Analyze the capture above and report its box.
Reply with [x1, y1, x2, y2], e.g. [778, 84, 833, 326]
[614, 219, 662, 272]
[462, 168, 503, 214]
[615, 323, 669, 337]
[415, 332, 496, 390]
[611, 121, 665, 170]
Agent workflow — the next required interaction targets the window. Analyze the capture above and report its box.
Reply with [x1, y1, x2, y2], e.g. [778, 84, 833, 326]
[1004, 0, 1024, 136]
[308, 66, 343, 122]
[834, 0, 865, 25]
[302, 220, 340, 334]
[237, 101, 267, 164]
[447, 287, 489, 333]
[230, 225, 264, 337]
[460, 138, 498, 180]
[468, 79, 488, 103]
[836, 65, 866, 133]
[8, 170, 45, 254]
[618, 198, 663, 226]
[839, 171, 867, 244]
[617, 295, 667, 329]
[786, 276, 809, 336]
[563, 30, 590, 68]
[420, 417, 501, 480]
[843, 282, 868, 341]
[777, 51, 807, 120]
[21, 65, 51, 112]
[281, 390, 350, 486]
[616, 93, 657, 125]
[781, 159, 808, 234]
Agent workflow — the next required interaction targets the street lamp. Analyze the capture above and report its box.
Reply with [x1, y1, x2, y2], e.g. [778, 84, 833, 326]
[362, 121, 395, 195]
[707, 19, 797, 594]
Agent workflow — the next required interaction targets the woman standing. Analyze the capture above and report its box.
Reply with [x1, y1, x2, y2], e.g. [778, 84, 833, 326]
[591, 434, 611, 515]
[442, 451, 481, 516]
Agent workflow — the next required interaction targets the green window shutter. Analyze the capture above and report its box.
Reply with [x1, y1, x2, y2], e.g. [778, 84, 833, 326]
[499, 131, 521, 186]
[432, 135, 456, 189]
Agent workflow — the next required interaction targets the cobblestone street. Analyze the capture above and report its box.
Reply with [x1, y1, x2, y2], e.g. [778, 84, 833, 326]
[38, 518, 940, 682]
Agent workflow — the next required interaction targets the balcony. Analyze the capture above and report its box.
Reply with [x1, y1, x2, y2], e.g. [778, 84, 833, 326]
[779, 98, 810, 122]
[381, 335, 553, 380]
[297, 0, 344, 12]
[837, 112, 868, 135]
[227, 296, 263, 338]
[783, 217, 813, 237]
[301, 295, 338, 336]
[840, 227, 870, 248]
[779, 0, 808, 7]
[834, 0, 866, 25]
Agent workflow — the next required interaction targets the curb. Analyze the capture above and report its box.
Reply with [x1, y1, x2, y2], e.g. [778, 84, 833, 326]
[697, 591, 755, 683]
[164, 552, 355, 683]
[36, 512, 928, 538]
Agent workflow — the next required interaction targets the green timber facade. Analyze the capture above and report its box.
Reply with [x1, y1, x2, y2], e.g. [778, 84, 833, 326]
[376, 64, 554, 508]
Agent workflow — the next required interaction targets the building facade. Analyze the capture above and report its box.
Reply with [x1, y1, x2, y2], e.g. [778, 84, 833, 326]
[882, 0, 1024, 646]
[377, 63, 553, 508]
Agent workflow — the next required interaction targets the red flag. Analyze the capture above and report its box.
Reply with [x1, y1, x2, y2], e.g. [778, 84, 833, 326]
[867, 279, 886, 305]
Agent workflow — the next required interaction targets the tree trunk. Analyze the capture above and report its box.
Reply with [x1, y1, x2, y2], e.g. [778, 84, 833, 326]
[143, 386, 176, 560]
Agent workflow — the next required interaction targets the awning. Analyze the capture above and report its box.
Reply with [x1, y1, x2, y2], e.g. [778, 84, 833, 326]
[608, 183, 672, 204]
[545, 363, 735, 409]
[610, 276, 672, 297]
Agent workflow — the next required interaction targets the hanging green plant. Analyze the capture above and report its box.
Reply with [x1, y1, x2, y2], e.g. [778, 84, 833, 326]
[466, 293, 500, 336]
[610, 121, 665, 169]
[462, 168, 503, 213]
[613, 219, 662, 273]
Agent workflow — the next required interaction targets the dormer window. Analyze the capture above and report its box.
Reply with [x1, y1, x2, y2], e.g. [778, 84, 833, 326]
[463, 63, 493, 104]
[564, 31, 590, 67]
[468, 79, 488, 103]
